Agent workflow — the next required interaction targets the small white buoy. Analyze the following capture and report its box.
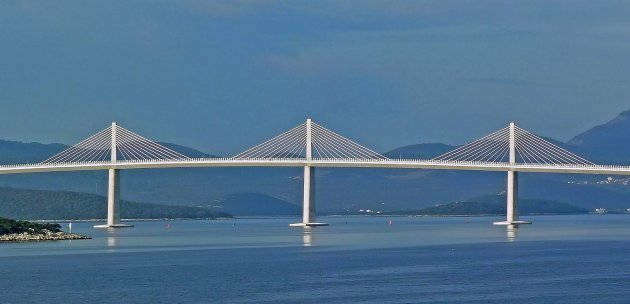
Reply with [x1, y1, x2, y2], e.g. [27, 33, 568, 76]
[68, 222, 73, 233]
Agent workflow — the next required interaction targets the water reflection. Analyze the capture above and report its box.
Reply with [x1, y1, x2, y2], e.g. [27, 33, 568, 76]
[302, 228, 314, 247]
[506, 224, 519, 241]
[107, 236, 117, 247]
[106, 228, 119, 248]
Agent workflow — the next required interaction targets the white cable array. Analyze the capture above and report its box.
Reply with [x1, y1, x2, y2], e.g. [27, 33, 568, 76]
[433, 124, 595, 165]
[232, 120, 388, 160]
[232, 123, 307, 159]
[40, 120, 593, 166]
[433, 127, 511, 162]
[311, 123, 388, 160]
[41, 124, 190, 164]
[115, 126, 190, 161]
[42, 126, 113, 164]
[514, 126, 594, 165]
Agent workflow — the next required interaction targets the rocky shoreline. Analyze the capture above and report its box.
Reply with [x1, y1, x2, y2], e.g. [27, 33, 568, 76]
[0, 229, 90, 242]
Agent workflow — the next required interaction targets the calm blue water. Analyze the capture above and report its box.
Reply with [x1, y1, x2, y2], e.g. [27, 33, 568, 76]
[1, 215, 630, 303]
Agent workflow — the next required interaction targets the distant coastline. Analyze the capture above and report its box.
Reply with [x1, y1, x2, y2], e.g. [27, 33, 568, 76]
[32, 217, 235, 223]
[376, 196, 590, 217]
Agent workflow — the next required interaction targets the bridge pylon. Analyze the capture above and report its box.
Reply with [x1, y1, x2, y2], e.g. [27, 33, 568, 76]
[494, 122, 531, 226]
[95, 122, 133, 228]
[290, 119, 328, 227]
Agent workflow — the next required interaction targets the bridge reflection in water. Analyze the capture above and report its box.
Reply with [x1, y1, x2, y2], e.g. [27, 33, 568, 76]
[302, 228, 314, 247]
[506, 224, 519, 242]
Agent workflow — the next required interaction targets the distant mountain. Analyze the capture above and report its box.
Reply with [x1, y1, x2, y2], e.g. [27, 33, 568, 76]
[387, 194, 588, 216]
[568, 110, 630, 163]
[159, 142, 218, 158]
[0, 139, 65, 165]
[210, 193, 301, 216]
[0, 187, 231, 220]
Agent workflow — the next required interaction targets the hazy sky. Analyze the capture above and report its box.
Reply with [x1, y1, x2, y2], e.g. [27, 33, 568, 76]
[1, 1, 629, 155]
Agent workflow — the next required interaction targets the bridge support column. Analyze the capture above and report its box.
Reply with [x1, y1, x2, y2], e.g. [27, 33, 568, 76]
[107, 168, 120, 226]
[495, 122, 531, 225]
[290, 166, 327, 227]
[302, 165, 315, 223]
[95, 169, 132, 228]
[494, 171, 529, 225]
[291, 119, 328, 227]
[95, 122, 133, 228]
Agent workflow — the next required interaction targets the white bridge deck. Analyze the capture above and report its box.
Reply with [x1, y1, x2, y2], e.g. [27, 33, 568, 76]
[2, 158, 630, 176]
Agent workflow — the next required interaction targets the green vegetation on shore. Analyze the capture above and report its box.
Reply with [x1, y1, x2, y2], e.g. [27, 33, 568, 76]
[0, 217, 61, 235]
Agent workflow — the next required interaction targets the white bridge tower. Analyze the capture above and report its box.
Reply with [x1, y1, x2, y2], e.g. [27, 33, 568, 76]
[290, 119, 329, 227]
[494, 122, 531, 225]
[95, 122, 133, 228]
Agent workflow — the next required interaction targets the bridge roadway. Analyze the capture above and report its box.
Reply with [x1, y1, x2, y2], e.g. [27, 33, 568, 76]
[1, 158, 630, 176]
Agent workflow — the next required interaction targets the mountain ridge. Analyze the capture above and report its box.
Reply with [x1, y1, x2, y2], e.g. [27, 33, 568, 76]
[567, 110, 630, 163]
[0, 186, 231, 220]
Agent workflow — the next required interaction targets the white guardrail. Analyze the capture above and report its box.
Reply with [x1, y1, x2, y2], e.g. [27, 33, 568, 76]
[1, 157, 630, 173]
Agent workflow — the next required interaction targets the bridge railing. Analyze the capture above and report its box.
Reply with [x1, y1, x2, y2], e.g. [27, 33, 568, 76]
[3, 157, 630, 172]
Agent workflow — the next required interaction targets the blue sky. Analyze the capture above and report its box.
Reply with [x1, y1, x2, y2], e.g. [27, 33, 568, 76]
[1, 1, 629, 155]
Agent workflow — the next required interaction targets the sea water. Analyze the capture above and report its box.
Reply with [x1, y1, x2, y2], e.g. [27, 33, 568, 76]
[1, 215, 629, 303]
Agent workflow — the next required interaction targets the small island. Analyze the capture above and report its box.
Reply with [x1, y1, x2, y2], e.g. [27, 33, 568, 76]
[0, 217, 90, 242]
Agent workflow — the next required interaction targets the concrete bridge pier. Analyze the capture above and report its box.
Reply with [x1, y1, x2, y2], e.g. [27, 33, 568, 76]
[494, 122, 531, 226]
[494, 170, 530, 225]
[291, 119, 328, 227]
[95, 122, 133, 228]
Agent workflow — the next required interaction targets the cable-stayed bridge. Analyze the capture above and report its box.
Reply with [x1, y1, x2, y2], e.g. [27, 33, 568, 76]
[2, 119, 630, 228]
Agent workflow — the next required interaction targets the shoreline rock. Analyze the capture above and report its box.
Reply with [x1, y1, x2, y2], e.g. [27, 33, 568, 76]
[0, 229, 90, 242]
